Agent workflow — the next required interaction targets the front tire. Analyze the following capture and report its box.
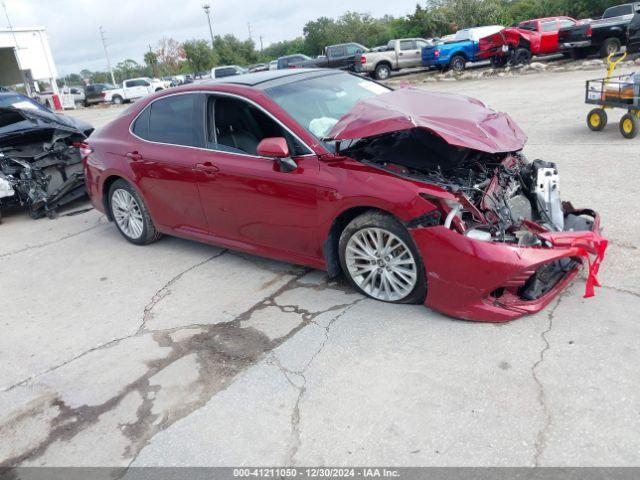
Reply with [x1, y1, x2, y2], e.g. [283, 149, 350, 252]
[339, 211, 426, 304]
[619, 113, 639, 139]
[511, 48, 532, 66]
[108, 180, 162, 245]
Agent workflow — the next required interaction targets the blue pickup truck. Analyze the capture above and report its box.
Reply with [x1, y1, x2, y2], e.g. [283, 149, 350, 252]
[422, 26, 504, 71]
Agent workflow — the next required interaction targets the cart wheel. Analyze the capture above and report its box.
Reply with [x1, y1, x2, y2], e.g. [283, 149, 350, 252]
[587, 108, 607, 131]
[620, 113, 639, 139]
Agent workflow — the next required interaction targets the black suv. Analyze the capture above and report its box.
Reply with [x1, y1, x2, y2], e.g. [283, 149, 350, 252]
[84, 83, 116, 107]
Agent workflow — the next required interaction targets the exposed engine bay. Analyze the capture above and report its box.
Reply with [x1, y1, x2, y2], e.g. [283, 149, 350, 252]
[344, 128, 594, 243]
[344, 128, 601, 302]
[0, 108, 90, 221]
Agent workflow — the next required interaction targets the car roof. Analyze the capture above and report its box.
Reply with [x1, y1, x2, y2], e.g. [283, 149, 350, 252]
[520, 16, 573, 23]
[204, 68, 342, 89]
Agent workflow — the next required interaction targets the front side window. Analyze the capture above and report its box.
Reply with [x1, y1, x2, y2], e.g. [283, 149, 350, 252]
[265, 72, 390, 141]
[207, 96, 309, 156]
[133, 93, 203, 147]
[559, 19, 576, 28]
[541, 21, 558, 32]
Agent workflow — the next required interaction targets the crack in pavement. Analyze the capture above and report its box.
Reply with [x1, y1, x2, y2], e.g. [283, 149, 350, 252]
[601, 285, 640, 298]
[1, 250, 228, 394]
[137, 249, 229, 335]
[1, 262, 364, 471]
[0, 215, 105, 259]
[269, 301, 363, 466]
[531, 293, 565, 467]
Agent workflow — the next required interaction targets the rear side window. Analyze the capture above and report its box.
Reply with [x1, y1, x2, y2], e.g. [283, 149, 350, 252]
[603, 5, 631, 18]
[345, 44, 363, 55]
[133, 94, 203, 147]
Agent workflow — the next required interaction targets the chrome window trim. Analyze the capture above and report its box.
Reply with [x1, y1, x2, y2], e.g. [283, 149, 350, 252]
[128, 90, 315, 158]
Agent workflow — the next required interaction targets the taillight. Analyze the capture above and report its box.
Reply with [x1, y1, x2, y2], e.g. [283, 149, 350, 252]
[587, 25, 593, 37]
[434, 50, 441, 58]
[100, 92, 106, 98]
[360, 55, 367, 64]
[74, 142, 93, 160]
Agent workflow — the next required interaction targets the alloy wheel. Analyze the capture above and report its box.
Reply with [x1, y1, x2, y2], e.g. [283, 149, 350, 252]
[345, 227, 418, 302]
[111, 189, 144, 239]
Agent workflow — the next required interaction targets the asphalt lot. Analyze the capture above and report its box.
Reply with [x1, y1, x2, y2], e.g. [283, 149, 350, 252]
[1, 65, 639, 469]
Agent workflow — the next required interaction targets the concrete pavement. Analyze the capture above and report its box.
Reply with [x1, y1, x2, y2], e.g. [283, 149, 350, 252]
[1, 66, 639, 470]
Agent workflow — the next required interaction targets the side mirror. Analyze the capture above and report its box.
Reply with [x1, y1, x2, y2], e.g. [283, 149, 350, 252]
[256, 137, 297, 173]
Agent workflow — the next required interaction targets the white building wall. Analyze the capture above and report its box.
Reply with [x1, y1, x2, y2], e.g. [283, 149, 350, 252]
[0, 27, 58, 81]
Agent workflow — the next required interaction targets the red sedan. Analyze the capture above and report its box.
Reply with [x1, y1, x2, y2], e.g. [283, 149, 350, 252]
[84, 69, 607, 322]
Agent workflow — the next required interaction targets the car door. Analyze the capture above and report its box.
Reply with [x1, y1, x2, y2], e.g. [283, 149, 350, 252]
[194, 94, 320, 259]
[540, 20, 560, 54]
[127, 93, 209, 234]
[398, 40, 420, 68]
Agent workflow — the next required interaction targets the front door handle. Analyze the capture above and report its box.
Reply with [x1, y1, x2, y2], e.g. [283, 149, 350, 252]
[126, 151, 143, 161]
[195, 161, 220, 174]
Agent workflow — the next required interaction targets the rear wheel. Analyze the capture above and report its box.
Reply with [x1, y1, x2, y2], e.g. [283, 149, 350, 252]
[619, 113, 639, 139]
[600, 38, 621, 58]
[374, 63, 391, 80]
[108, 180, 162, 245]
[450, 55, 466, 72]
[339, 211, 426, 304]
[587, 108, 607, 131]
[112, 95, 123, 105]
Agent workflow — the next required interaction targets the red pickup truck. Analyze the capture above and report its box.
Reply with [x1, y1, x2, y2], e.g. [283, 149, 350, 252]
[478, 16, 579, 66]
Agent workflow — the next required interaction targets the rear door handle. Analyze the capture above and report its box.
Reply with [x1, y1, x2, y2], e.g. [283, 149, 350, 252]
[126, 151, 143, 161]
[195, 161, 220, 174]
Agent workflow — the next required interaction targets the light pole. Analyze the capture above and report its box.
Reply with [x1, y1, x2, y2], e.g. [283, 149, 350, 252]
[203, 4, 214, 48]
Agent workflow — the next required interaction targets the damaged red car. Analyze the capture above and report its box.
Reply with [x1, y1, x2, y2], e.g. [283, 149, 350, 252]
[84, 69, 607, 322]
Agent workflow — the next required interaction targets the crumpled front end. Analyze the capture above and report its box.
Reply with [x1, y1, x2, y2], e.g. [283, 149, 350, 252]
[0, 108, 91, 220]
[411, 212, 607, 322]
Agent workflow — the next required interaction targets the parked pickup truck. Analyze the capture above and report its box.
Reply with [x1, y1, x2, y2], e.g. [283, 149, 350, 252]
[558, 2, 640, 58]
[103, 77, 167, 105]
[293, 43, 369, 70]
[354, 38, 434, 80]
[478, 16, 579, 67]
[422, 26, 504, 72]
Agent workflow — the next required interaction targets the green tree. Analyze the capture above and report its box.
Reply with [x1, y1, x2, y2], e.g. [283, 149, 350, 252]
[144, 50, 159, 78]
[211, 35, 258, 66]
[183, 39, 217, 73]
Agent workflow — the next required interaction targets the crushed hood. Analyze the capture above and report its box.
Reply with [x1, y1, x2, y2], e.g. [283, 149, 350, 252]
[0, 106, 91, 142]
[327, 88, 527, 153]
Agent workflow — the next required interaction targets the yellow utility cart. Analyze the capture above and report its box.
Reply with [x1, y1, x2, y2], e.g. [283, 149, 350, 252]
[585, 52, 640, 139]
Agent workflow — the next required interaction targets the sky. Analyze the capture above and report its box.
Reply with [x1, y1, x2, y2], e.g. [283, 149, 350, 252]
[2, 0, 417, 75]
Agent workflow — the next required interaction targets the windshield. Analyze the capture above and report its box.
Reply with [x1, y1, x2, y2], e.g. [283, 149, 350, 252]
[265, 73, 390, 142]
[0, 93, 50, 113]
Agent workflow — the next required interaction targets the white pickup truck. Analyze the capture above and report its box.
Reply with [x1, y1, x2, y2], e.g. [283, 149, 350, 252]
[103, 77, 168, 105]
